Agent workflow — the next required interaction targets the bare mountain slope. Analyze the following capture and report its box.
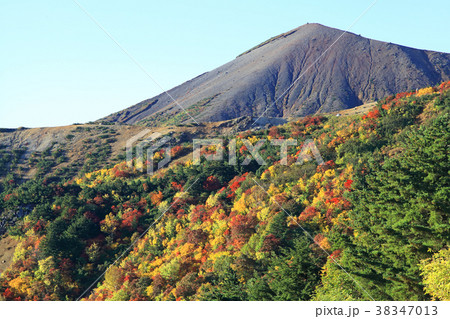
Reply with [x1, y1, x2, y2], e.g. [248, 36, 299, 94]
[102, 23, 450, 125]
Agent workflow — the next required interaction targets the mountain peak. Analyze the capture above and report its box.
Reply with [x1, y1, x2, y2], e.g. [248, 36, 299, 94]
[237, 23, 340, 58]
[102, 25, 450, 125]
[296, 22, 332, 29]
[292, 23, 348, 36]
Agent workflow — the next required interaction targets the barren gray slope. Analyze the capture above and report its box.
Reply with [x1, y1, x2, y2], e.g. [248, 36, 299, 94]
[102, 23, 450, 124]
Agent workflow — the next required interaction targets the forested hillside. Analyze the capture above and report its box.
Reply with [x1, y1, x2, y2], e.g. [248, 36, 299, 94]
[0, 82, 449, 301]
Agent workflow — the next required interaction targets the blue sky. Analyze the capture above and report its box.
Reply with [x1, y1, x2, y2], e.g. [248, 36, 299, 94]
[1, 0, 449, 128]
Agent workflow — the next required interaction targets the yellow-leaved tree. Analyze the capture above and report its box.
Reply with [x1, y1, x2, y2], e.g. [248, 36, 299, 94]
[420, 248, 450, 300]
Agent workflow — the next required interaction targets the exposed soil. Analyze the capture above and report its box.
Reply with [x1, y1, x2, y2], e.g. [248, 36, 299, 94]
[0, 235, 17, 274]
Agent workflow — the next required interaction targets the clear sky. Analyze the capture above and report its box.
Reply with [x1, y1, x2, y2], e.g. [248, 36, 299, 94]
[1, 0, 449, 128]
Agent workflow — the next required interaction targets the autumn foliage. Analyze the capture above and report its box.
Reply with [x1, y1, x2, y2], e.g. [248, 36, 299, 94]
[0, 82, 449, 301]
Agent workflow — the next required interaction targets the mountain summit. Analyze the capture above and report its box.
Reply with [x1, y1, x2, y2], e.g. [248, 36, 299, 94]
[102, 23, 450, 125]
